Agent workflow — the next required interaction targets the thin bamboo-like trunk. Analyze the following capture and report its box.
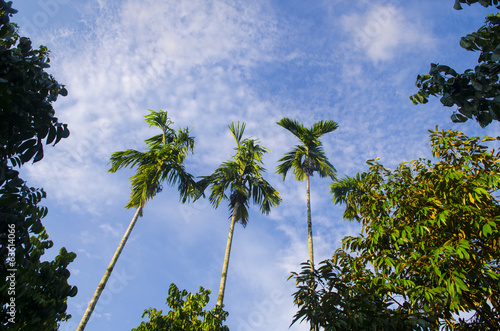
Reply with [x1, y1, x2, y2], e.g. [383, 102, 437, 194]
[306, 175, 318, 331]
[306, 175, 314, 270]
[76, 206, 143, 331]
[217, 203, 238, 307]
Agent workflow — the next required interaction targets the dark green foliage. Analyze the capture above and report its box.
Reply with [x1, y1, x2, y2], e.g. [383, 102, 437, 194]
[325, 129, 500, 330]
[0, 1, 76, 328]
[453, 0, 500, 10]
[290, 257, 433, 331]
[0, 177, 77, 330]
[132, 283, 229, 331]
[411, 3, 500, 127]
[0, 1, 69, 169]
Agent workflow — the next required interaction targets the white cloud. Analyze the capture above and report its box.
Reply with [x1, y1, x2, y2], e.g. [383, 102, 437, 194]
[98, 223, 123, 238]
[341, 5, 435, 62]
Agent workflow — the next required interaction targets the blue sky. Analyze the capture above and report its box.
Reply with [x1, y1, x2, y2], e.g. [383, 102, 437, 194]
[12, 0, 500, 330]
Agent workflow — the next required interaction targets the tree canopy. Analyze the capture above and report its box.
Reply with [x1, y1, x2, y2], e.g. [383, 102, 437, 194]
[0, 1, 69, 168]
[199, 122, 281, 228]
[276, 117, 337, 182]
[109, 109, 197, 209]
[132, 283, 229, 331]
[0, 1, 76, 329]
[453, 0, 500, 10]
[298, 129, 500, 330]
[411, 1, 500, 127]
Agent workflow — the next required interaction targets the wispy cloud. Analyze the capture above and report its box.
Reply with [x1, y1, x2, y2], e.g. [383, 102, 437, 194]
[24, 0, 282, 214]
[340, 4, 436, 63]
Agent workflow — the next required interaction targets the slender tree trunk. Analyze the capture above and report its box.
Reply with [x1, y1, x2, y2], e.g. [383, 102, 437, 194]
[306, 175, 319, 331]
[217, 203, 238, 307]
[77, 206, 143, 331]
[306, 174, 314, 270]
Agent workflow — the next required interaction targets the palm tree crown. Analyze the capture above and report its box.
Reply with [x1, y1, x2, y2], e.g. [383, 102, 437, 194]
[276, 117, 338, 181]
[200, 122, 282, 227]
[109, 109, 197, 209]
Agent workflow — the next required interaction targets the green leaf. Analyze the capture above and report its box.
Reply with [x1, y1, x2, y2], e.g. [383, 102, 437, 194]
[482, 222, 492, 236]
[440, 94, 454, 107]
[20, 145, 39, 163]
[458, 105, 473, 118]
[17, 138, 37, 154]
[46, 126, 57, 144]
[455, 277, 468, 292]
[33, 148, 44, 163]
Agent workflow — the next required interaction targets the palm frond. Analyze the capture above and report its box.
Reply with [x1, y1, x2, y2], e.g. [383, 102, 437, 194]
[204, 161, 239, 209]
[125, 163, 162, 209]
[229, 190, 250, 227]
[310, 120, 339, 136]
[277, 117, 307, 139]
[144, 109, 174, 136]
[229, 122, 246, 145]
[277, 147, 308, 181]
[249, 178, 282, 214]
[308, 145, 336, 179]
[108, 149, 150, 173]
[330, 174, 366, 204]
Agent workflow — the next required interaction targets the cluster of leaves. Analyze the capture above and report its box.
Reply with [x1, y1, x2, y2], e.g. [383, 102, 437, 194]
[411, 2, 500, 127]
[132, 283, 229, 331]
[199, 122, 282, 228]
[294, 129, 499, 330]
[0, 1, 76, 329]
[453, 0, 500, 10]
[109, 110, 197, 211]
[290, 256, 434, 331]
[0, 1, 69, 166]
[276, 118, 338, 181]
[0, 181, 77, 330]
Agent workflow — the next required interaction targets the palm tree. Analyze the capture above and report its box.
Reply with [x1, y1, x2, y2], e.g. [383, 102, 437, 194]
[276, 117, 338, 270]
[77, 110, 197, 331]
[198, 122, 282, 307]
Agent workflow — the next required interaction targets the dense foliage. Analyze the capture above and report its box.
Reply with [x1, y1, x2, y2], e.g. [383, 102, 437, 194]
[291, 129, 500, 330]
[0, 1, 69, 167]
[411, 1, 500, 127]
[0, 1, 76, 329]
[132, 283, 229, 331]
